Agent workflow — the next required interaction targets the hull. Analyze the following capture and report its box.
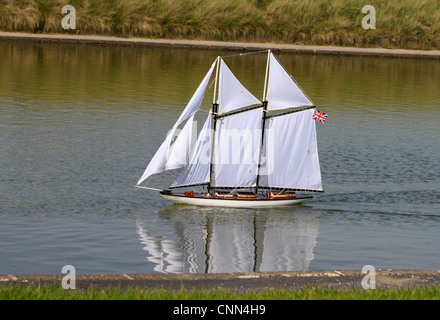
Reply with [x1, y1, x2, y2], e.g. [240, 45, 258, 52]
[160, 192, 312, 208]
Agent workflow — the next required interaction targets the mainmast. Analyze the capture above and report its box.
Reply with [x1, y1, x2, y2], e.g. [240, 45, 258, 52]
[255, 50, 271, 194]
[255, 51, 323, 193]
[207, 56, 221, 193]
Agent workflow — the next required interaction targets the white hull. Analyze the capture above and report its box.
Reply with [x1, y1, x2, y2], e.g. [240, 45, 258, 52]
[160, 194, 312, 208]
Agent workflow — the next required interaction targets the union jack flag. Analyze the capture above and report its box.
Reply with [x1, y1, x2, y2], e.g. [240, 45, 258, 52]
[312, 109, 328, 123]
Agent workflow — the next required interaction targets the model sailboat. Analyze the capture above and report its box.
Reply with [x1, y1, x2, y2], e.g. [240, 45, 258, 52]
[136, 50, 324, 208]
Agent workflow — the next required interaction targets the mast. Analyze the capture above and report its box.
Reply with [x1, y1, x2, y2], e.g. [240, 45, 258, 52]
[255, 50, 323, 193]
[207, 56, 221, 193]
[255, 50, 271, 194]
[262, 49, 271, 103]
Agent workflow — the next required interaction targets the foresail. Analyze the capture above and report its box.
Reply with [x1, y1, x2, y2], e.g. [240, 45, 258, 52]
[165, 115, 194, 171]
[212, 108, 263, 188]
[218, 59, 261, 113]
[258, 109, 322, 191]
[137, 61, 216, 186]
[174, 61, 216, 127]
[266, 53, 313, 110]
[136, 128, 176, 186]
[171, 113, 213, 188]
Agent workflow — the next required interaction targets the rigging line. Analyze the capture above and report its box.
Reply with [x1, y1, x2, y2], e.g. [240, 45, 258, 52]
[227, 186, 238, 196]
[208, 77, 216, 90]
[221, 49, 269, 58]
[273, 187, 287, 197]
[135, 185, 163, 192]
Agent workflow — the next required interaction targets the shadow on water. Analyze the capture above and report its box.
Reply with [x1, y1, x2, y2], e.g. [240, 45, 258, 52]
[135, 204, 320, 273]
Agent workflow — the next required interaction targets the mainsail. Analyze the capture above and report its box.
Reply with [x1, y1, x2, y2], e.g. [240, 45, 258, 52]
[258, 109, 323, 191]
[258, 52, 322, 191]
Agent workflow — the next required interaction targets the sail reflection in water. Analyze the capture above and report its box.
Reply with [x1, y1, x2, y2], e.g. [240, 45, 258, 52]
[136, 207, 319, 273]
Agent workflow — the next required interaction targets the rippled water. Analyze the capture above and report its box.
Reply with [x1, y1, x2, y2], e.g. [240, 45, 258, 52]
[0, 42, 439, 274]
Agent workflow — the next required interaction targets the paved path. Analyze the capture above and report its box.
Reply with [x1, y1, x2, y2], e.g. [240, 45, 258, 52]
[2, 270, 440, 291]
[1, 31, 439, 59]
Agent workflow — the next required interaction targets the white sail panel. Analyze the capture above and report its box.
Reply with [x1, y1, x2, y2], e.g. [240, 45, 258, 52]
[212, 108, 262, 188]
[174, 61, 216, 127]
[165, 115, 194, 171]
[259, 109, 322, 191]
[137, 62, 215, 186]
[218, 59, 261, 113]
[171, 114, 213, 188]
[266, 53, 313, 110]
[136, 128, 176, 186]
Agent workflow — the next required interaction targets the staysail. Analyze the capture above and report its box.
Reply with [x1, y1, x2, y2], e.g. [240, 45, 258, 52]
[165, 114, 194, 171]
[137, 61, 216, 186]
[170, 113, 213, 188]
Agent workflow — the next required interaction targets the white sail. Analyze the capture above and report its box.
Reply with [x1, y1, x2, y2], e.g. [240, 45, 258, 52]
[266, 53, 313, 110]
[165, 115, 194, 171]
[171, 113, 213, 188]
[174, 61, 217, 127]
[137, 62, 216, 186]
[218, 59, 261, 113]
[136, 129, 176, 186]
[259, 109, 322, 191]
[212, 108, 262, 188]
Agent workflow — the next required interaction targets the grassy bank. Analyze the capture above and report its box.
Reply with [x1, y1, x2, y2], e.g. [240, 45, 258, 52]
[1, 284, 440, 300]
[0, 0, 439, 50]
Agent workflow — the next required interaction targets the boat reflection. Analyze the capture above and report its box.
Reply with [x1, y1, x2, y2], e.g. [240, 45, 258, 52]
[136, 205, 320, 273]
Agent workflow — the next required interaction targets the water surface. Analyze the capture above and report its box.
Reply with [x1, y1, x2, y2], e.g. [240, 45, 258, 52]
[0, 42, 439, 274]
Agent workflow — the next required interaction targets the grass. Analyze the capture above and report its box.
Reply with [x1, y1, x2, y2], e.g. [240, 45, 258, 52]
[0, 0, 439, 50]
[1, 284, 440, 300]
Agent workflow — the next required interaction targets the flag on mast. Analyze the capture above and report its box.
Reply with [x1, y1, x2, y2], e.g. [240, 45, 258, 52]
[312, 109, 328, 123]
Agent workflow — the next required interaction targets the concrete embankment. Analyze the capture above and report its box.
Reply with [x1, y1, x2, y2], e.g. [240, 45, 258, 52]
[1, 270, 440, 291]
[1, 32, 440, 59]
